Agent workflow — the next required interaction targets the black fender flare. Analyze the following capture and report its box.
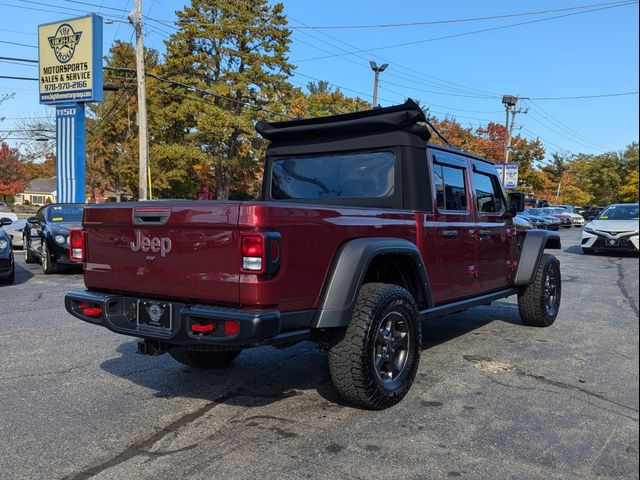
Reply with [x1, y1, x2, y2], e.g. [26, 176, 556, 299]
[312, 237, 432, 328]
[514, 230, 561, 286]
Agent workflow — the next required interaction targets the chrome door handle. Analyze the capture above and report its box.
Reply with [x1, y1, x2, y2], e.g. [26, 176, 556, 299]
[442, 230, 459, 239]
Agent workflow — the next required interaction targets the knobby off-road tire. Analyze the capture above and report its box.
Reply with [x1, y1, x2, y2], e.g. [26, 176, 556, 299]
[169, 349, 241, 369]
[23, 236, 36, 263]
[518, 253, 561, 327]
[328, 283, 422, 410]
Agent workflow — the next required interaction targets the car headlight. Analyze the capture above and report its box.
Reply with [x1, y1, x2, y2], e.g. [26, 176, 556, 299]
[0, 239, 8, 250]
[54, 234, 67, 244]
[583, 226, 595, 234]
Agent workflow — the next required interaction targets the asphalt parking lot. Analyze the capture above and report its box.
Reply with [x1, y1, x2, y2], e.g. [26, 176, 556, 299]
[0, 228, 638, 480]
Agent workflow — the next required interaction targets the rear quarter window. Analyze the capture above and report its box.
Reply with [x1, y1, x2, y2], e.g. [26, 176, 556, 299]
[271, 151, 395, 200]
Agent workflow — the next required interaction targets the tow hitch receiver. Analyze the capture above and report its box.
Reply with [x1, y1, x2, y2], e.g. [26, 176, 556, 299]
[137, 340, 169, 356]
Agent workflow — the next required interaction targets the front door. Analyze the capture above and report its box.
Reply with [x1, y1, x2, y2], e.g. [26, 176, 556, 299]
[429, 153, 477, 303]
[471, 163, 514, 292]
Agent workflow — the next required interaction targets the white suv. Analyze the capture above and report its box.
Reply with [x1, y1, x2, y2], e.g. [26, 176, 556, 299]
[582, 203, 639, 254]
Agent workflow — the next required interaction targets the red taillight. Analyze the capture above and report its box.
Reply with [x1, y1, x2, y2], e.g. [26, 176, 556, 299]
[69, 229, 85, 263]
[240, 232, 281, 275]
[224, 320, 240, 336]
[241, 234, 264, 273]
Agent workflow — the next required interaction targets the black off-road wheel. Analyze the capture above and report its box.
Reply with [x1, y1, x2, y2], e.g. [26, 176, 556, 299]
[328, 283, 422, 410]
[169, 349, 241, 369]
[518, 254, 561, 327]
[23, 236, 36, 263]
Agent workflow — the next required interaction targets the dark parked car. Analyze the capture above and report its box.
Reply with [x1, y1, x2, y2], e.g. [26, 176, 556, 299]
[0, 217, 15, 284]
[518, 210, 559, 231]
[23, 204, 84, 274]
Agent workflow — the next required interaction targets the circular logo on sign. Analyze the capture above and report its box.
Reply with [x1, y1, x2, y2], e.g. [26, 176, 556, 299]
[148, 304, 164, 323]
[47, 23, 82, 64]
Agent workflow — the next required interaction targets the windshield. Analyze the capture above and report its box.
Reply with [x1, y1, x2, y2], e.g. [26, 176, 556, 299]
[46, 205, 83, 223]
[598, 205, 639, 221]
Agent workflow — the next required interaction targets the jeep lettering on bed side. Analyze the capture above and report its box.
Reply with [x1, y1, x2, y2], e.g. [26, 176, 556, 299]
[130, 230, 172, 257]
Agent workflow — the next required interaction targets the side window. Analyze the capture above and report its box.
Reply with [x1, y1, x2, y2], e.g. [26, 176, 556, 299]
[473, 171, 505, 214]
[434, 163, 468, 212]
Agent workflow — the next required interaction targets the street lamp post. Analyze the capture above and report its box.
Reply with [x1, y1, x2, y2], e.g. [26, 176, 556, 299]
[370, 61, 388, 108]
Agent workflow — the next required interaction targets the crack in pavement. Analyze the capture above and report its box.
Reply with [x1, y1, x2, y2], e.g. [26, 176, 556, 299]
[464, 355, 639, 416]
[61, 389, 241, 480]
[610, 258, 639, 318]
[0, 365, 85, 382]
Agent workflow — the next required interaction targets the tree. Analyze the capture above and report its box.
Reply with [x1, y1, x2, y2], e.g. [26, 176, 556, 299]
[620, 170, 639, 202]
[0, 142, 25, 201]
[307, 80, 333, 95]
[158, 0, 294, 200]
[23, 153, 56, 181]
[288, 86, 369, 118]
[85, 40, 160, 201]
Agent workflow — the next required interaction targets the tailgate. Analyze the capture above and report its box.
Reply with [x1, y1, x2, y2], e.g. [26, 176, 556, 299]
[83, 202, 241, 305]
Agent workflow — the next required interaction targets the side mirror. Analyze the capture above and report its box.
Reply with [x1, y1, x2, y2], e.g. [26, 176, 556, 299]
[27, 216, 39, 225]
[588, 215, 596, 221]
[507, 192, 525, 215]
[0, 217, 12, 226]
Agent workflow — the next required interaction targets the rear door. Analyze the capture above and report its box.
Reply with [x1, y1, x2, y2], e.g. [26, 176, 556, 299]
[429, 152, 477, 303]
[471, 162, 515, 292]
[83, 202, 242, 304]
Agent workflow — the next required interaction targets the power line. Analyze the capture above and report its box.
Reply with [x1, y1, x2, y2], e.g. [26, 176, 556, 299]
[297, 1, 637, 61]
[0, 39, 37, 49]
[529, 91, 639, 100]
[526, 99, 612, 150]
[0, 75, 38, 81]
[0, 56, 37, 63]
[287, 1, 634, 29]
[289, 16, 497, 97]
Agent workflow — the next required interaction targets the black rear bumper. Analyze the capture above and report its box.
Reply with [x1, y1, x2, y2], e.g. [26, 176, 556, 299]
[65, 290, 311, 348]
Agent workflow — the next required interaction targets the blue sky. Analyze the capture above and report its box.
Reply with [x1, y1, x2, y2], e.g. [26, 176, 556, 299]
[0, 0, 638, 158]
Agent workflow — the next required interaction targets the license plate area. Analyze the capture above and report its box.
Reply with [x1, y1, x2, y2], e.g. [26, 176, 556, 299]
[137, 300, 173, 332]
[607, 239, 619, 246]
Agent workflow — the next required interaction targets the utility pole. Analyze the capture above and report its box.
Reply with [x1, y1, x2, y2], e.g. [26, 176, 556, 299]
[369, 61, 388, 108]
[132, 0, 148, 201]
[502, 95, 518, 164]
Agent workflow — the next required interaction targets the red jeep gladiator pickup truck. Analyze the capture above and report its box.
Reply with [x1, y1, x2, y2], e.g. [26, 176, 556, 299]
[65, 101, 561, 409]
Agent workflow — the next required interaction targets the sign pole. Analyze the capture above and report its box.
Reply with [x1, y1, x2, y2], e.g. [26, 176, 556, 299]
[55, 104, 85, 202]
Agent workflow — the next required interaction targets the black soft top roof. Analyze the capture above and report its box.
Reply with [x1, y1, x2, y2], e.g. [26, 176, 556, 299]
[256, 100, 431, 148]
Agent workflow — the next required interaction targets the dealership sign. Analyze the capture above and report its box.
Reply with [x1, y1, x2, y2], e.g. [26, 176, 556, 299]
[495, 163, 519, 189]
[38, 15, 103, 105]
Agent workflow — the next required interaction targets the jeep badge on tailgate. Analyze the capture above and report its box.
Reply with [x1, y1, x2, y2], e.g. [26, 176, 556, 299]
[130, 230, 172, 257]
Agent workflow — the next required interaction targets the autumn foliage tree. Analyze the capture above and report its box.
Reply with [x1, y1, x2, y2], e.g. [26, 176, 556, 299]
[0, 142, 25, 201]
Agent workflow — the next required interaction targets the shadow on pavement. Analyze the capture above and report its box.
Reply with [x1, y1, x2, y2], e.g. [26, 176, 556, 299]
[11, 264, 34, 285]
[99, 303, 523, 408]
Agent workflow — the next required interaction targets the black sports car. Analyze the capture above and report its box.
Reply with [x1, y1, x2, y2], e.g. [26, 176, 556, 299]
[23, 204, 84, 274]
[0, 217, 15, 284]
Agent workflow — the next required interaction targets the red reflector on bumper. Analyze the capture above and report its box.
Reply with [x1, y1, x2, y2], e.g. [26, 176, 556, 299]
[224, 320, 240, 336]
[192, 322, 216, 333]
[81, 306, 102, 317]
